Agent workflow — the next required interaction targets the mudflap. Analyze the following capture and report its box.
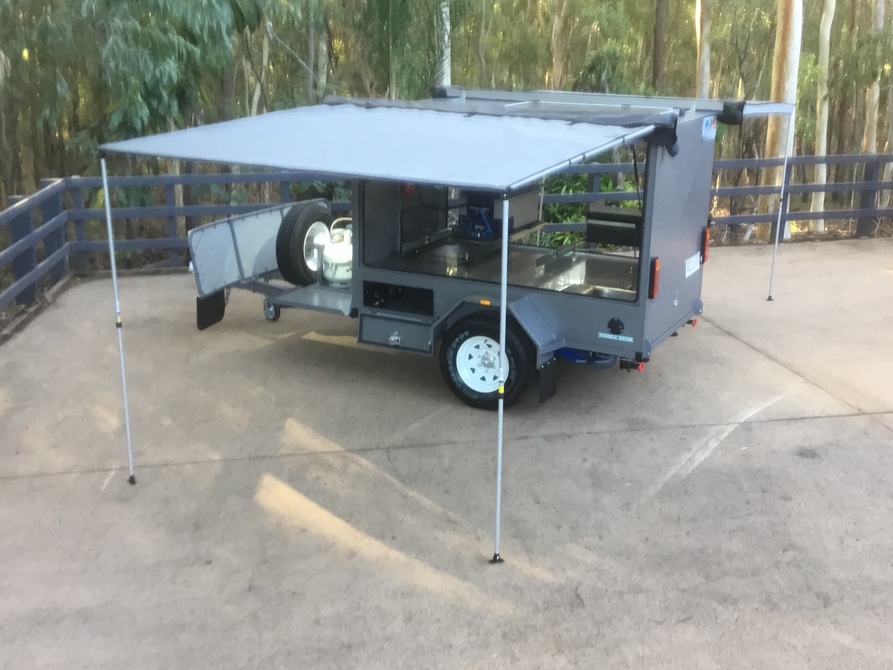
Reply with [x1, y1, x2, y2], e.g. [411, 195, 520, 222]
[197, 290, 226, 331]
[538, 357, 557, 403]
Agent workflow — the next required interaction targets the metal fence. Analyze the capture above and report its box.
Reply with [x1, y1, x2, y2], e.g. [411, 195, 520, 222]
[2, 154, 891, 321]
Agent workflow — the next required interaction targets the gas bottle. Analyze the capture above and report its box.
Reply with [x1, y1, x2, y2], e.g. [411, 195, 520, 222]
[322, 226, 352, 287]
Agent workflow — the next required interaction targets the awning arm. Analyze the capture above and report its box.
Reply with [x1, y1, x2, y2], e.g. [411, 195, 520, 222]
[767, 107, 797, 301]
[100, 155, 138, 485]
[490, 195, 510, 565]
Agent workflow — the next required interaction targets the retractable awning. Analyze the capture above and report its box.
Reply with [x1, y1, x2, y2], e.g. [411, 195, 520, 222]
[101, 102, 656, 192]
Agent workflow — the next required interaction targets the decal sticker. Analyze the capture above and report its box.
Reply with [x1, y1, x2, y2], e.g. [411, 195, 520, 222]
[598, 332, 634, 343]
[702, 116, 717, 141]
[685, 252, 701, 278]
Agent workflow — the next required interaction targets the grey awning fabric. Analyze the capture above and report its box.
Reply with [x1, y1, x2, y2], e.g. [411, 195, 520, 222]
[101, 103, 655, 192]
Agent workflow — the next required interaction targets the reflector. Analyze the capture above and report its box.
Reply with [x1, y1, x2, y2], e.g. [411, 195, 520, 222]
[649, 258, 661, 299]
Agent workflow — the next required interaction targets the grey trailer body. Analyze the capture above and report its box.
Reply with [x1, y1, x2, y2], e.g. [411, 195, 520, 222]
[104, 87, 739, 409]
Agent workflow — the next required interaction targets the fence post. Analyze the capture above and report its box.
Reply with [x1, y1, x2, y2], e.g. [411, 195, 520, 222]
[164, 183, 181, 267]
[38, 179, 68, 284]
[69, 182, 88, 272]
[770, 162, 794, 241]
[856, 160, 879, 238]
[588, 168, 601, 214]
[7, 195, 37, 305]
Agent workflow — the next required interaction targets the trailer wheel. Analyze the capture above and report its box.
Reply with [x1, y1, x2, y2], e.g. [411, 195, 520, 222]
[276, 202, 333, 286]
[439, 316, 532, 410]
[263, 299, 281, 322]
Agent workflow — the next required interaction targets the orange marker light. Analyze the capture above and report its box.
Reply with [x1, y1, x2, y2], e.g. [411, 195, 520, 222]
[480, 299, 491, 306]
[649, 258, 660, 299]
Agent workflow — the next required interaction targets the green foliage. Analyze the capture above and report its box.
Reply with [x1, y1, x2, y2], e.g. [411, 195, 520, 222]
[210, 183, 250, 205]
[573, 45, 635, 94]
[1, 0, 891, 207]
[291, 180, 352, 203]
[82, 0, 236, 136]
[543, 173, 589, 224]
[229, 0, 263, 32]
[535, 230, 585, 249]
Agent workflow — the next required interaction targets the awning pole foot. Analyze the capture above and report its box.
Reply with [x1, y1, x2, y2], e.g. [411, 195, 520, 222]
[489, 553, 504, 565]
[128, 475, 137, 486]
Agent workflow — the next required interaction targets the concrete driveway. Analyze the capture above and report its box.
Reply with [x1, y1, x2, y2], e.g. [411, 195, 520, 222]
[1, 239, 891, 669]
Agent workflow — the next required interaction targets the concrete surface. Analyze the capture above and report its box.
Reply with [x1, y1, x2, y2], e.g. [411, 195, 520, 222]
[1, 239, 891, 669]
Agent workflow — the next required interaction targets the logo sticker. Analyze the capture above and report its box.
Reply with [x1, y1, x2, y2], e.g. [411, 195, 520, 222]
[702, 116, 717, 141]
[598, 332, 634, 343]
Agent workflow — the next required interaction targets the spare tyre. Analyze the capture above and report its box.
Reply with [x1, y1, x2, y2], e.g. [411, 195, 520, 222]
[276, 201, 333, 286]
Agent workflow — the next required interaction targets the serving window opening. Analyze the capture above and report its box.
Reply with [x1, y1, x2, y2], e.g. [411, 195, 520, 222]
[362, 143, 648, 303]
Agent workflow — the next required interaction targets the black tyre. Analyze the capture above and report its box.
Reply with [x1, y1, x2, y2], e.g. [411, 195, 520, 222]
[276, 201, 333, 286]
[439, 315, 532, 410]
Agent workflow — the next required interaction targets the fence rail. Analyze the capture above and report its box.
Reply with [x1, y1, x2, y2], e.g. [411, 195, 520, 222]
[2, 154, 891, 318]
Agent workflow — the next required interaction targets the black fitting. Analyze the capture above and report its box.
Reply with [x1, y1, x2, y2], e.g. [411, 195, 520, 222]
[489, 553, 504, 564]
[649, 122, 679, 156]
[717, 101, 746, 126]
[128, 475, 136, 485]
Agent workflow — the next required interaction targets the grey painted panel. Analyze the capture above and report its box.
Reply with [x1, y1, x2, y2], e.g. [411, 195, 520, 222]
[355, 264, 643, 358]
[188, 205, 289, 297]
[359, 314, 433, 353]
[361, 181, 402, 265]
[508, 295, 562, 352]
[268, 285, 352, 315]
[643, 113, 715, 348]
[230, 205, 289, 277]
[188, 221, 241, 296]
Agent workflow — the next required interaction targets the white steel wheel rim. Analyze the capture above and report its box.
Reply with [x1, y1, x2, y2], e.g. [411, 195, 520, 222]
[302, 221, 331, 272]
[456, 335, 504, 394]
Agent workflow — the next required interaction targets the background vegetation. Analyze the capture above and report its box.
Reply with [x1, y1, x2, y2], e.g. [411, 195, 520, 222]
[0, 0, 890, 206]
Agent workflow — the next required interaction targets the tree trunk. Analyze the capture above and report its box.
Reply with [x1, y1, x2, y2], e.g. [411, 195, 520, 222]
[251, 31, 270, 116]
[436, 0, 451, 87]
[309, 1, 316, 101]
[764, 0, 803, 224]
[861, 0, 884, 153]
[316, 15, 330, 101]
[879, 11, 893, 211]
[0, 55, 11, 202]
[219, 63, 236, 122]
[652, 0, 669, 91]
[810, 0, 836, 233]
[550, 0, 571, 89]
[477, 0, 487, 87]
[696, 0, 711, 98]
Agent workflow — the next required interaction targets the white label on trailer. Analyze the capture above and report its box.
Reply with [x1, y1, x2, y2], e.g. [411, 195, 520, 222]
[598, 332, 634, 343]
[702, 116, 717, 140]
[685, 252, 702, 278]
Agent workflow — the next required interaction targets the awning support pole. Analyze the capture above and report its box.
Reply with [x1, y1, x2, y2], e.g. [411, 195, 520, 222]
[767, 109, 796, 301]
[100, 155, 137, 485]
[490, 196, 510, 565]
